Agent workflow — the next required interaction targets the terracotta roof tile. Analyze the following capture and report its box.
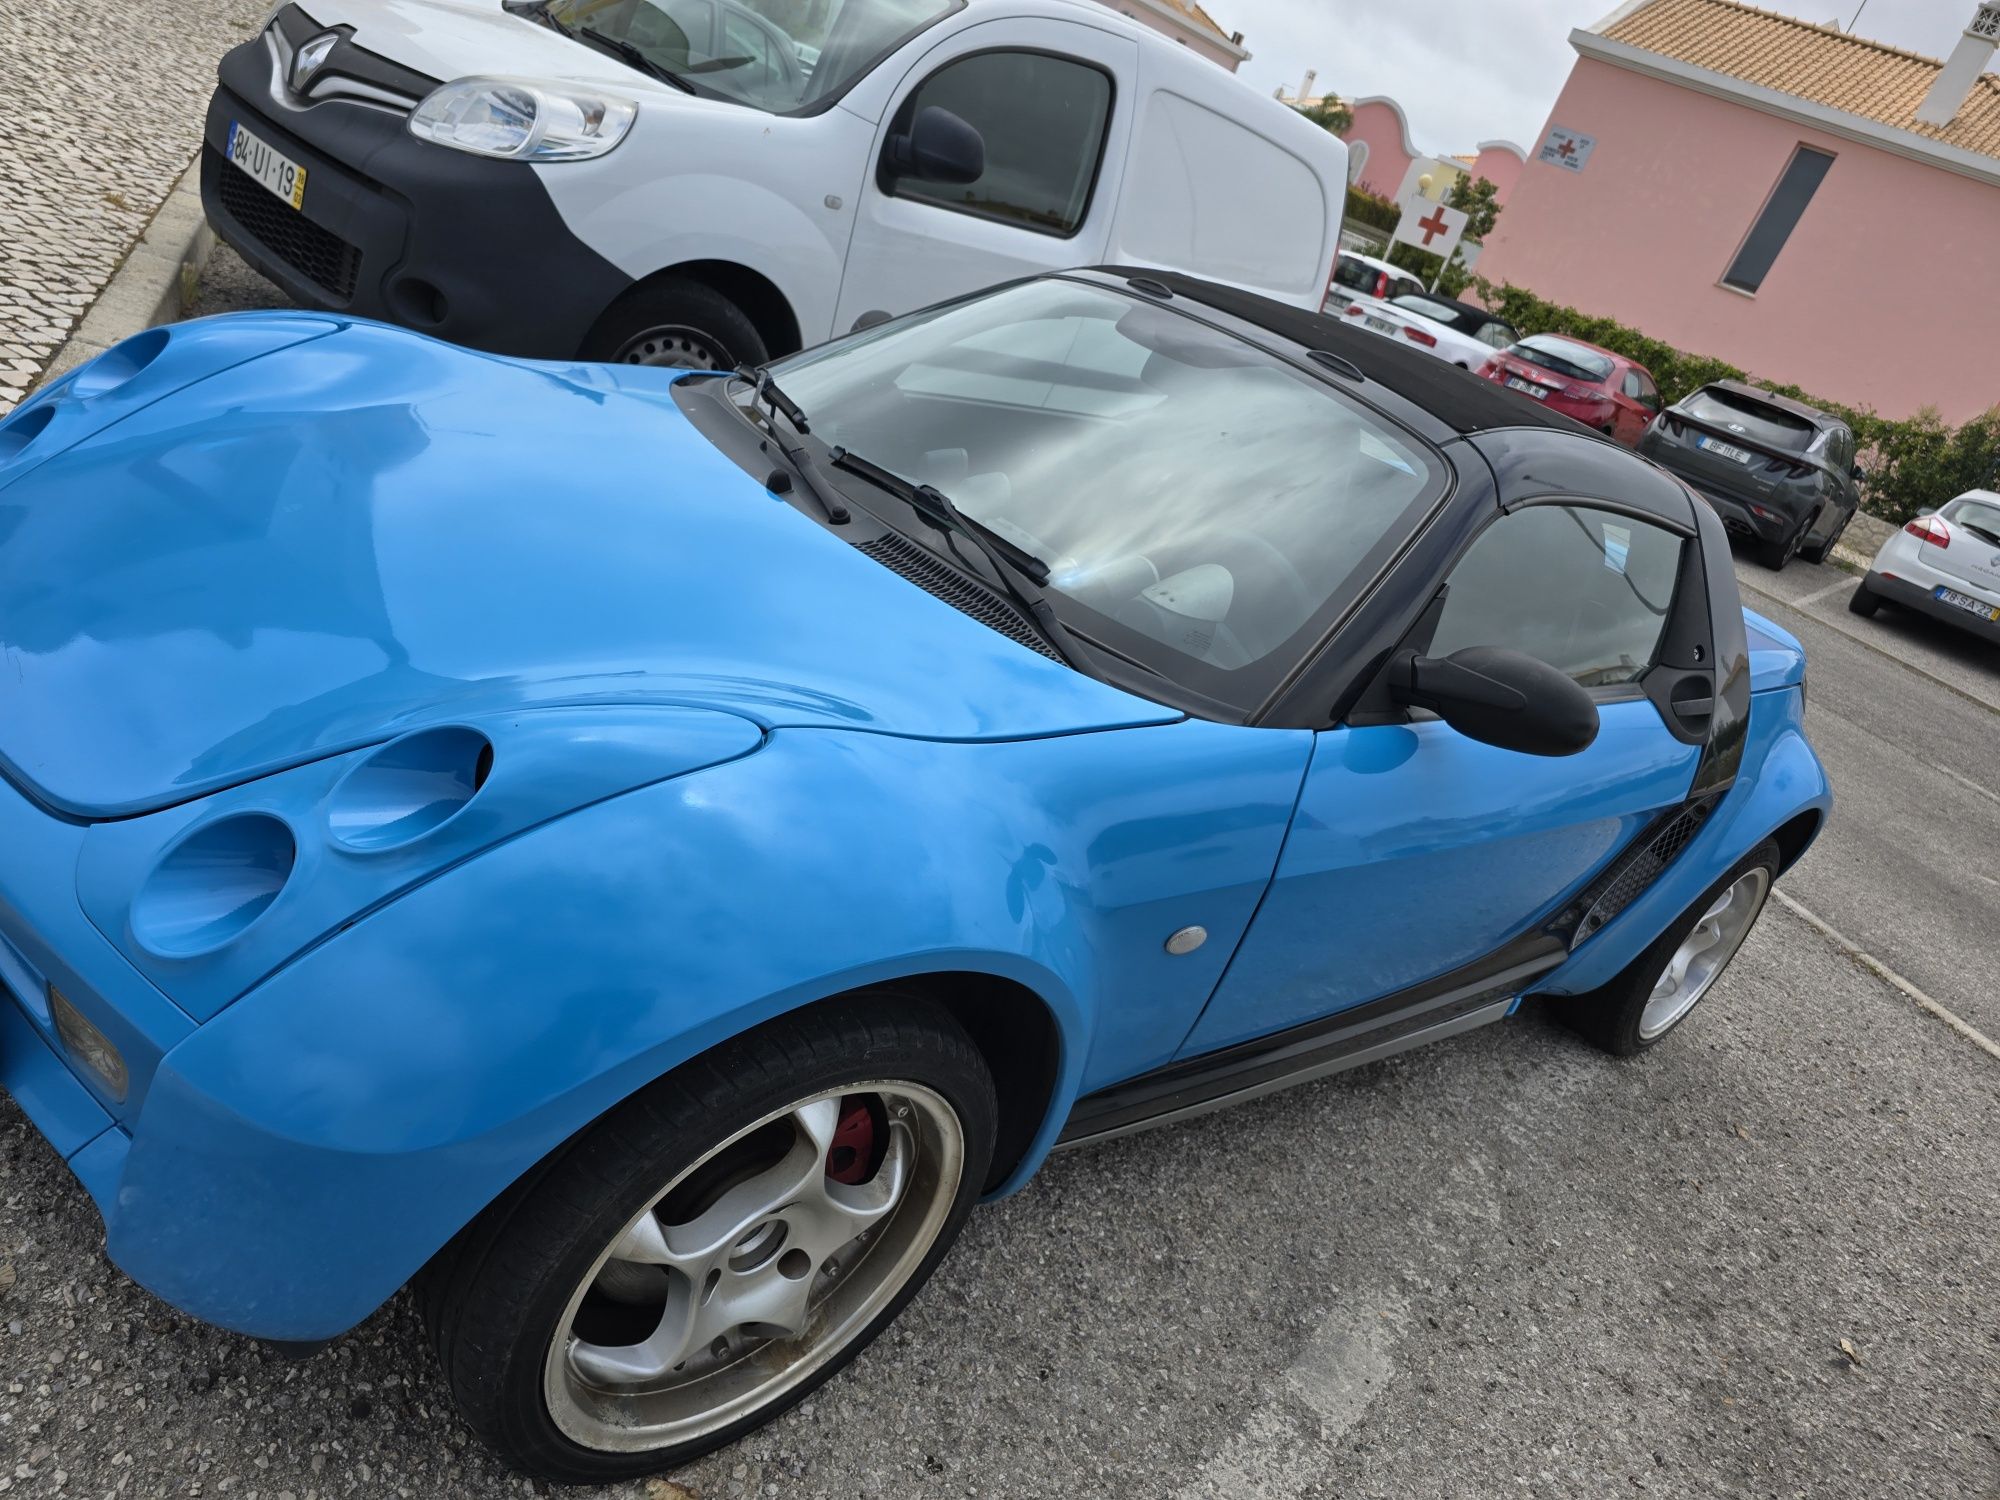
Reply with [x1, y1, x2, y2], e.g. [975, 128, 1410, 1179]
[1151, 0, 1232, 45]
[1602, 0, 2000, 160]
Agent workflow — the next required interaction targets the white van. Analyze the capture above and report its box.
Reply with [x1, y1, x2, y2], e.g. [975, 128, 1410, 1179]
[202, 0, 1347, 366]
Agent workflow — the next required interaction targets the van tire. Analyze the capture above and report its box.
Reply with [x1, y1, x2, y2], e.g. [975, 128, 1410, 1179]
[583, 277, 769, 370]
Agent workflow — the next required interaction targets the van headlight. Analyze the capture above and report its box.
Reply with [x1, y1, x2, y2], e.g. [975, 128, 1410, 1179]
[409, 78, 636, 161]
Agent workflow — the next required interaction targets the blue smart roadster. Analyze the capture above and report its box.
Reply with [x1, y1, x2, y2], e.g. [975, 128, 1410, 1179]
[0, 270, 1828, 1480]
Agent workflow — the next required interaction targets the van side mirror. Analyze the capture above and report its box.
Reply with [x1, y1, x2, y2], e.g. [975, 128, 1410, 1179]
[1388, 646, 1600, 757]
[885, 105, 985, 185]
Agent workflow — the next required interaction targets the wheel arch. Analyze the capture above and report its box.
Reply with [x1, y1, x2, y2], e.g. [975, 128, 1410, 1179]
[1767, 807, 1824, 874]
[589, 260, 805, 360]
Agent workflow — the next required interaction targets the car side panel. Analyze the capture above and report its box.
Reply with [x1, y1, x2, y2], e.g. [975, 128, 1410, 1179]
[1536, 683, 1829, 996]
[106, 719, 1310, 1340]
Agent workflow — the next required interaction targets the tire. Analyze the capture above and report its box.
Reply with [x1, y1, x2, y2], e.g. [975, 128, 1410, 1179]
[1753, 513, 1812, 571]
[1799, 507, 1850, 565]
[1554, 839, 1782, 1057]
[581, 276, 768, 369]
[1848, 580, 1882, 617]
[422, 997, 997, 1482]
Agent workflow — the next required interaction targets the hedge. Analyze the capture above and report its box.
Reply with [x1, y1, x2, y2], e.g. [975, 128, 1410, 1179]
[1344, 185, 1399, 233]
[1471, 280, 2000, 525]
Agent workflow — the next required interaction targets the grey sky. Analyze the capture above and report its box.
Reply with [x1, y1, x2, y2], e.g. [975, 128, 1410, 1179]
[1213, 0, 1987, 154]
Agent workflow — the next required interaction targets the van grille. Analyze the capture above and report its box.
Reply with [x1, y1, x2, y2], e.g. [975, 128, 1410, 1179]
[857, 533, 1060, 661]
[216, 157, 361, 301]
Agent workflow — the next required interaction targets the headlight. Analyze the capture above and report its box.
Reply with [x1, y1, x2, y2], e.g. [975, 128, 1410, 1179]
[409, 77, 636, 161]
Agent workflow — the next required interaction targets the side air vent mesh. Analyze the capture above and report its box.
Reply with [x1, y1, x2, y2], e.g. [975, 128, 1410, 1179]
[1562, 794, 1721, 947]
[857, 533, 1060, 661]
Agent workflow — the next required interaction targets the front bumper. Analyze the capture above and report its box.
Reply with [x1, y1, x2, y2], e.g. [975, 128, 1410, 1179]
[201, 35, 631, 357]
[1866, 569, 2000, 644]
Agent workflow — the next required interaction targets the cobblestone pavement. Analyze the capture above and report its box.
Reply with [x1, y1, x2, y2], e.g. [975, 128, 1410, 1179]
[0, 0, 258, 415]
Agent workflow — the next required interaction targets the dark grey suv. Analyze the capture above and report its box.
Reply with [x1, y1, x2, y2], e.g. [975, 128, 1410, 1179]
[1637, 381, 1863, 570]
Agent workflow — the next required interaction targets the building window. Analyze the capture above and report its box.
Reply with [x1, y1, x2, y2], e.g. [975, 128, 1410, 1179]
[1722, 146, 1835, 294]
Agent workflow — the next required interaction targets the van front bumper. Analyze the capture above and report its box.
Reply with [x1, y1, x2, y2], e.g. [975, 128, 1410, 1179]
[201, 36, 632, 357]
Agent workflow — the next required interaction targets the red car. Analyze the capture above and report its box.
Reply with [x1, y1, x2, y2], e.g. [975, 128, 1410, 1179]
[1481, 334, 1662, 446]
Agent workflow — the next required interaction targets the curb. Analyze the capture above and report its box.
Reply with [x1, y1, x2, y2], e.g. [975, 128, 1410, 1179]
[32, 155, 214, 390]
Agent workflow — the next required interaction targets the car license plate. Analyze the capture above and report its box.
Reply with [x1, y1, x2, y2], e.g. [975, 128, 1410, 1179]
[1364, 316, 1397, 334]
[1506, 377, 1548, 399]
[226, 121, 306, 210]
[1934, 585, 2000, 621]
[1696, 434, 1753, 464]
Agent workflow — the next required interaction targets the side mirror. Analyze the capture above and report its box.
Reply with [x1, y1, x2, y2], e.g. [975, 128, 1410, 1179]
[1388, 646, 1599, 757]
[1852, 463, 1868, 482]
[885, 105, 985, 185]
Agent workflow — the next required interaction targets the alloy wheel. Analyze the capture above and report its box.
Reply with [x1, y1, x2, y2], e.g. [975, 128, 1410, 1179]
[542, 1083, 964, 1453]
[1638, 866, 1771, 1039]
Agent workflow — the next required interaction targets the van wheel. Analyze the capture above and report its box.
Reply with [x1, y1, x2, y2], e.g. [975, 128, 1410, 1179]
[584, 277, 768, 370]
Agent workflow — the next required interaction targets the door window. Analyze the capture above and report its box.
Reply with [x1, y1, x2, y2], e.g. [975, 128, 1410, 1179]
[1428, 505, 1682, 688]
[887, 51, 1113, 237]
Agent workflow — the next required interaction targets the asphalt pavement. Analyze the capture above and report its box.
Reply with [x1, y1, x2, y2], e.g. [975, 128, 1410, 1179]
[1, 257, 1994, 1498]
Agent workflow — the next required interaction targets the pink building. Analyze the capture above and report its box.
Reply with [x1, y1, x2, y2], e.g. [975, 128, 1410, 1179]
[1477, 0, 2000, 423]
[1339, 97, 1526, 209]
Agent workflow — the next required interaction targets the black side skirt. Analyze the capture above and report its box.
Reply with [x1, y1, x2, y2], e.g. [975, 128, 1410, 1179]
[1056, 933, 1566, 1148]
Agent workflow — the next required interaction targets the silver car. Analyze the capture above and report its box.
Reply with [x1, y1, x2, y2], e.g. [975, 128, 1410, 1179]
[1851, 489, 2000, 643]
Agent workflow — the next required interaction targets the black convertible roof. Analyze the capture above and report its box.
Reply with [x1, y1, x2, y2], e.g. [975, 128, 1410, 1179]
[1088, 267, 1595, 441]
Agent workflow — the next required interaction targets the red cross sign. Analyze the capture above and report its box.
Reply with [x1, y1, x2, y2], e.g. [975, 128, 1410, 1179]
[1391, 194, 1468, 262]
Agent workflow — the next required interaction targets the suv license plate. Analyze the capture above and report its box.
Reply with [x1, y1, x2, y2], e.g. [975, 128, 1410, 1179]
[227, 121, 307, 210]
[1696, 435, 1753, 464]
[1934, 585, 2000, 621]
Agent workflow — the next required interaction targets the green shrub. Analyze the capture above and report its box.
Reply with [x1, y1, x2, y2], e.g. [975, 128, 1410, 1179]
[1344, 185, 1399, 233]
[1469, 280, 2000, 523]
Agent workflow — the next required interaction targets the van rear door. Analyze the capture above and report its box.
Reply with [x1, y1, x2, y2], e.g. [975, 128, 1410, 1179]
[1105, 69, 1341, 309]
[830, 19, 1137, 339]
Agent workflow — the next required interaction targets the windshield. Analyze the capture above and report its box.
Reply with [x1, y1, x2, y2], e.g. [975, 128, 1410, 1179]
[1947, 496, 2000, 544]
[1683, 388, 1818, 452]
[1332, 257, 1383, 292]
[544, 0, 956, 111]
[1511, 336, 1613, 383]
[767, 280, 1444, 694]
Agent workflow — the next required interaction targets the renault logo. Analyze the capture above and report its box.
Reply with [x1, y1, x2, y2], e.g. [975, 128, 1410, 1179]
[291, 32, 338, 92]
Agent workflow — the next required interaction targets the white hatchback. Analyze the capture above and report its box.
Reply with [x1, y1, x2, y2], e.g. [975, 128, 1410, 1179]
[1851, 490, 2000, 645]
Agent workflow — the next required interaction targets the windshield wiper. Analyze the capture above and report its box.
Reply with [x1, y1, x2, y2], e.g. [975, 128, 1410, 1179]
[562, 20, 697, 93]
[827, 448, 1085, 669]
[735, 364, 810, 434]
[732, 368, 847, 525]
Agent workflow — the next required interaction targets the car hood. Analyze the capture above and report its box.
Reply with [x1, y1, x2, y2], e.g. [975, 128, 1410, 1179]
[297, 0, 718, 106]
[0, 317, 1178, 819]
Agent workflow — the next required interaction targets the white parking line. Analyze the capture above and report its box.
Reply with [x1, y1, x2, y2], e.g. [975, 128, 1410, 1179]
[1773, 889, 2000, 1062]
[1793, 576, 1859, 608]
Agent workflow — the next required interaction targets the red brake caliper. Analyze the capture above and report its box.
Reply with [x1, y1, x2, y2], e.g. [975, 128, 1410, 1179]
[825, 1096, 877, 1185]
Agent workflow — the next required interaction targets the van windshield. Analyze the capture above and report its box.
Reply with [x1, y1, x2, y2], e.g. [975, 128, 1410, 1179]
[543, 0, 958, 112]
